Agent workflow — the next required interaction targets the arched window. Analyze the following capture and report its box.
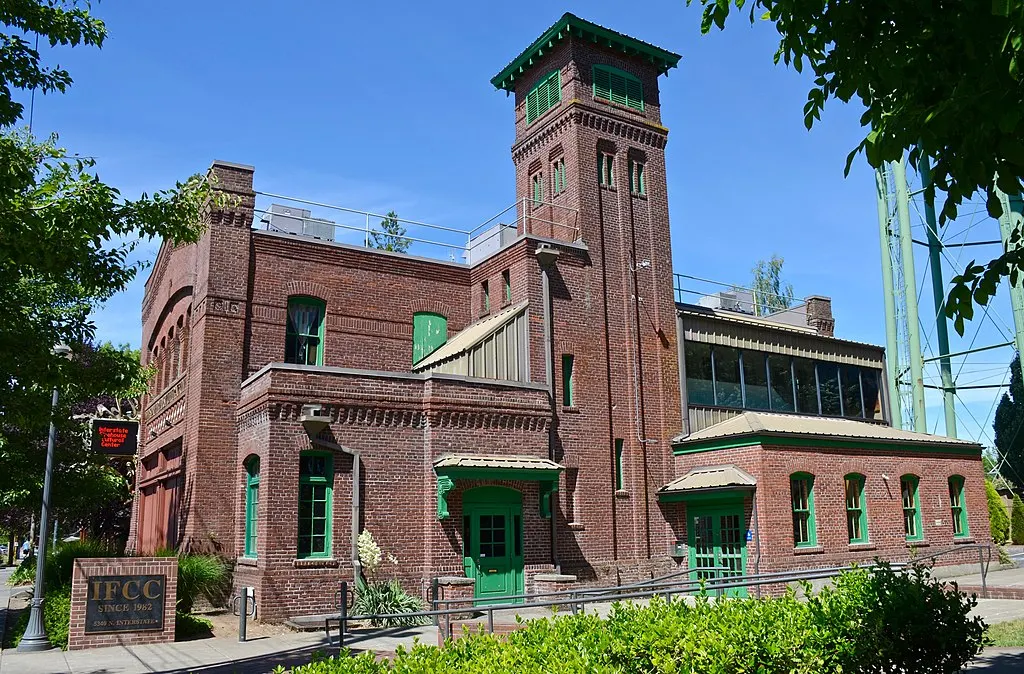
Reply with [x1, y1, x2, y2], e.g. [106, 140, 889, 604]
[592, 65, 643, 112]
[948, 475, 969, 538]
[901, 475, 923, 541]
[285, 296, 326, 366]
[790, 473, 816, 547]
[244, 456, 260, 558]
[412, 312, 447, 364]
[844, 473, 868, 544]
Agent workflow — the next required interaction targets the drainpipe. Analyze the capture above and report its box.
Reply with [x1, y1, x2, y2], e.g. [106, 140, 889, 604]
[536, 244, 561, 573]
[351, 452, 362, 584]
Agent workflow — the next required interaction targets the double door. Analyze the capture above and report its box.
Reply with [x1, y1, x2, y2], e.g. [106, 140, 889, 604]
[688, 505, 747, 598]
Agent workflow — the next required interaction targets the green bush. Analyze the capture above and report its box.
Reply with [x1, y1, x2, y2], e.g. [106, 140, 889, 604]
[174, 553, 228, 613]
[10, 586, 72, 650]
[7, 554, 36, 586]
[353, 579, 428, 627]
[45, 539, 117, 589]
[289, 564, 985, 674]
[175, 611, 214, 640]
[987, 480, 1010, 543]
[1012, 493, 1024, 545]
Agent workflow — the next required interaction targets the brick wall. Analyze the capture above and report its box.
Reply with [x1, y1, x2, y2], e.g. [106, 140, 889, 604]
[68, 557, 177, 650]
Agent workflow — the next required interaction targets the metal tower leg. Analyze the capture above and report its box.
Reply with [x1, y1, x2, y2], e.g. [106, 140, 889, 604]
[893, 158, 928, 432]
[997, 190, 1024, 363]
[876, 168, 903, 429]
[919, 156, 956, 438]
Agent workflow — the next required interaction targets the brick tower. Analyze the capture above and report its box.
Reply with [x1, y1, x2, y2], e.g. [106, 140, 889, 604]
[493, 14, 684, 581]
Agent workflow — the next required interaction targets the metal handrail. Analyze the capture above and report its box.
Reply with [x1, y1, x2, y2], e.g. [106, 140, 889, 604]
[907, 542, 993, 598]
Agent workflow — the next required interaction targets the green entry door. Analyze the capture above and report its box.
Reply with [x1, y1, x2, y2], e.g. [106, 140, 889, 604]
[688, 505, 747, 598]
[462, 487, 524, 605]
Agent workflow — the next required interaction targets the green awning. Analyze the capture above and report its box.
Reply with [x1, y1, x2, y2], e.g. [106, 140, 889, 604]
[433, 454, 563, 519]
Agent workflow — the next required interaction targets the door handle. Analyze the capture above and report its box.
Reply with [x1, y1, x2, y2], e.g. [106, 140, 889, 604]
[487, 569, 498, 573]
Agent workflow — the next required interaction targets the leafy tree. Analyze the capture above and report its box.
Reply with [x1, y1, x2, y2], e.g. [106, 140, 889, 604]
[1012, 493, 1024, 545]
[986, 479, 1011, 544]
[993, 355, 1024, 489]
[688, 0, 1024, 331]
[0, 3, 213, 541]
[751, 254, 795, 316]
[370, 210, 410, 253]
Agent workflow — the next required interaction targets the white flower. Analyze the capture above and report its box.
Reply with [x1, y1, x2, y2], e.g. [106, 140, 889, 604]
[357, 529, 382, 577]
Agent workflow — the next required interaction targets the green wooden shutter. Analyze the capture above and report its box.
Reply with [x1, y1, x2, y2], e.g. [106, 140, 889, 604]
[413, 312, 447, 364]
[625, 76, 644, 111]
[593, 66, 644, 112]
[593, 66, 611, 101]
[609, 71, 627, 106]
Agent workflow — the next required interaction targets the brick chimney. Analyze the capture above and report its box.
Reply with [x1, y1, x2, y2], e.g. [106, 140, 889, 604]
[805, 296, 835, 337]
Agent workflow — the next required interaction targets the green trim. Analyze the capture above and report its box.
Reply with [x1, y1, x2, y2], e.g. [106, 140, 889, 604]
[297, 451, 333, 559]
[285, 296, 326, 366]
[614, 439, 624, 491]
[593, 65, 644, 112]
[434, 466, 562, 520]
[243, 456, 260, 558]
[844, 473, 868, 544]
[673, 432, 982, 457]
[901, 475, 924, 542]
[686, 503, 748, 598]
[526, 70, 560, 125]
[412, 312, 447, 365]
[949, 475, 969, 538]
[503, 270, 512, 303]
[562, 354, 575, 407]
[491, 13, 680, 92]
[790, 473, 817, 547]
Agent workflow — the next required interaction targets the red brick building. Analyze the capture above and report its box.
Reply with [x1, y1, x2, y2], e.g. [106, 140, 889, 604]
[129, 14, 988, 620]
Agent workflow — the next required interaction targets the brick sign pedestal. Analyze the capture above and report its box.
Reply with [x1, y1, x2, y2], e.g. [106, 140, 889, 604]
[69, 557, 178, 650]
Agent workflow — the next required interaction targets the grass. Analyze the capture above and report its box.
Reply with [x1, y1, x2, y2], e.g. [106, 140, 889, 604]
[988, 619, 1024, 647]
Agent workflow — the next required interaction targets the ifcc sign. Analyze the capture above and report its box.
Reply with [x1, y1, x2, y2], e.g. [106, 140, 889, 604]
[85, 575, 165, 633]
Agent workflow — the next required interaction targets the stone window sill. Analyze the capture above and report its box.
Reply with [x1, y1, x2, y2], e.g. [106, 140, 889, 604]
[793, 545, 824, 556]
[293, 558, 340, 569]
[567, 522, 586, 531]
[236, 556, 258, 567]
[614, 489, 630, 499]
[906, 540, 930, 548]
[630, 193, 648, 201]
[847, 543, 876, 552]
[599, 184, 616, 192]
[953, 537, 975, 545]
[562, 406, 580, 414]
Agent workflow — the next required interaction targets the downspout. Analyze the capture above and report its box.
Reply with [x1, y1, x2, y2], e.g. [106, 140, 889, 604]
[536, 244, 561, 573]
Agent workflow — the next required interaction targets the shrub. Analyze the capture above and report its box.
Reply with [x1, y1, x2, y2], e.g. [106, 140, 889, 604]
[353, 579, 428, 627]
[45, 539, 117, 590]
[175, 553, 228, 613]
[10, 586, 72, 650]
[7, 554, 36, 586]
[289, 564, 985, 674]
[1012, 493, 1024, 545]
[175, 611, 214, 640]
[987, 480, 1010, 543]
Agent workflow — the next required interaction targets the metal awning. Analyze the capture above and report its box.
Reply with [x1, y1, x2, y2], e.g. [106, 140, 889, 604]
[433, 454, 563, 520]
[658, 465, 756, 502]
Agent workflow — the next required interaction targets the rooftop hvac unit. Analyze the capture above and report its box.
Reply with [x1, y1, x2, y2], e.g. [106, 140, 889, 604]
[261, 203, 335, 242]
[697, 290, 754, 314]
[463, 223, 518, 265]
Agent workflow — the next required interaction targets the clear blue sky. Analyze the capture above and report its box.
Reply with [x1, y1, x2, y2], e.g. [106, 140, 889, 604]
[20, 1, 1016, 445]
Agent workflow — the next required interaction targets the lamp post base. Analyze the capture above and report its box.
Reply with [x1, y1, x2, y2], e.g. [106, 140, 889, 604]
[16, 600, 52, 652]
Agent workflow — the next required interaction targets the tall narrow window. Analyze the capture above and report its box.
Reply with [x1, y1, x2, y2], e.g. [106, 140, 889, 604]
[901, 475, 923, 541]
[298, 453, 333, 558]
[614, 439, 624, 491]
[531, 172, 543, 205]
[741, 351, 770, 411]
[629, 160, 645, 195]
[482, 281, 490, 313]
[503, 270, 512, 304]
[592, 65, 644, 112]
[244, 456, 260, 558]
[713, 346, 742, 408]
[949, 476, 969, 538]
[412, 312, 447, 364]
[598, 152, 615, 187]
[845, 474, 868, 544]
[793, 357, 819, 414]
[861, 368, 882, 420]
[285, 297, 325, 366]
[767, 354, 795, 412]
[562, 354, 575, 407]
[552, 158, 567, 196]
[684, 341, 715, 406]
[526, 70, 561, 124]
[790, 473, 816, 547]
[840, 364, 864, 418]
[817, 362, 842, 416]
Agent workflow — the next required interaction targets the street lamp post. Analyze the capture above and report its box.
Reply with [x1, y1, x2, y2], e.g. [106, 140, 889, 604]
[17, 343, 71, 652]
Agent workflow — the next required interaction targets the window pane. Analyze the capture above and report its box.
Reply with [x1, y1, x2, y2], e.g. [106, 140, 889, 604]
[714, 347, 742, 407]
[684, 342, 715, 406]
[817, 362, 842, 416]
[767, 355, 795, 412]
[840, 365, 864, 418]
[793, 358, 818, 414]
[861, 369, 882, 420]
[741, 351, 770, 410]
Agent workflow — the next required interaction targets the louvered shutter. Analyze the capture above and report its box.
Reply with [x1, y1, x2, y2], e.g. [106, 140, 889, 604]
[546, 72, 560, 110]
[625, 76, 644, 111]
[609, 72, 627, 106]
[527, 89, 539, 124]
[594, 67, 611, 101]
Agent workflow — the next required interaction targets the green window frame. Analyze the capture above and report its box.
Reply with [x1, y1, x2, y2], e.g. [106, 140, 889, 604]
[526, 70, 561, 124]
[244, 456, 260, 558]
[412, 312, 447, 364]
[949, 475, 969, 538]
[845, 473, 868, 544]
[532, 172, 543, 205]
[598, 152, 615, 186]
[790, 473, 817, 547]
[552, 158, 567, 196]
[298, 452, 333, 559]
[562, 354, 575, 407]
[285, 296, 325, 366]
[901, 475, 923, 541]
[503, 270, 511, 304]
[482, 280, 490, 313]
[629, 160, 645, 195]
[614, 439, 624, 491]
[592, 65, 644, 112]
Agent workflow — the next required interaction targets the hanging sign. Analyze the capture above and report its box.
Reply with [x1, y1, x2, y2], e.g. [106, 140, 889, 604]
[90, 418, 139, 456]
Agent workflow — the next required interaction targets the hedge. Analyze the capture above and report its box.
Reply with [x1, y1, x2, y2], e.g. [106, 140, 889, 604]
[289, 564, 986, 674]
[987, 480, 1010, 543]
[1012, 493, 1024, 545]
